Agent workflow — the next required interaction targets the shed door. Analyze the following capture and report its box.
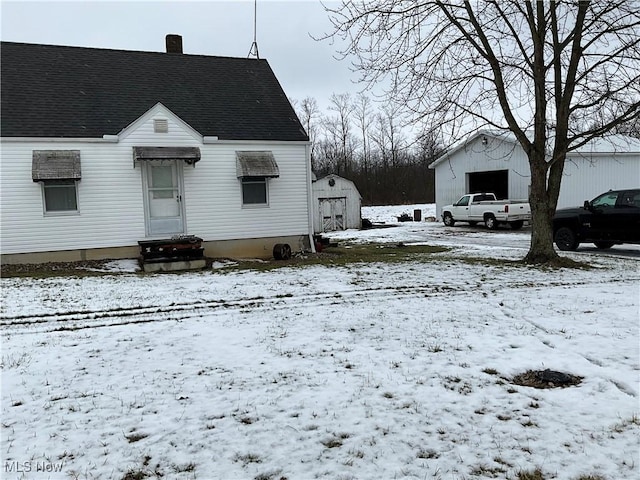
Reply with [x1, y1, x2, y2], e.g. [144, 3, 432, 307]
[320, 197, 347, 232]
[142, 160, 185, 236]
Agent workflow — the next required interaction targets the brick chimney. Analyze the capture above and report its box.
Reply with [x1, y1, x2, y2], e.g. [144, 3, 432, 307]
[166, 34, 183, 54]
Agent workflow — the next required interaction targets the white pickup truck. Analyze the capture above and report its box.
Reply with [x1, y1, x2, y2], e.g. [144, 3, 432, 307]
[441, 193, 531, 230]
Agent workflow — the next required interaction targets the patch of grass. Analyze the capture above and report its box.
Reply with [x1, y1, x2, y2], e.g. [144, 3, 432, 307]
[4, 244, 453, 278]
[122, 470, 150, 480]
[321, 438, 343, 448]
[516, 468, 545, 480]
[322, 432, 350, 449]
[573, 475, 606, 480]
[416, 448, 439, 459]
[233, 243, 451, 272]
[493, 457, 511, 467]
[1, 353, 32, 369]
[611, 413, 640, 433]
[470, 464, 506, 477]
[172, 462, 196, 473]
[233, 453, 262, 465]
[254, 470, 286, 480]
[482, 367, 499, 375]
[124, 432, 148, 443]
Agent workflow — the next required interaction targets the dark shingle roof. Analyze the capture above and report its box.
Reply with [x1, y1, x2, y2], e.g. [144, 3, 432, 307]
[1, 41, 308, 141]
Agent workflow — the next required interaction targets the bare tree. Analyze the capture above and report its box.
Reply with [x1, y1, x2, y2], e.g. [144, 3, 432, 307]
[354, 94, 374, 202]
[297, 97, 321, 170]
[325, 93, 357, 175]
[324, 1, 640, 264]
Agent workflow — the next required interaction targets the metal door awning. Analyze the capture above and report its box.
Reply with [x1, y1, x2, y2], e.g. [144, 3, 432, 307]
[133, 146, 201, 166]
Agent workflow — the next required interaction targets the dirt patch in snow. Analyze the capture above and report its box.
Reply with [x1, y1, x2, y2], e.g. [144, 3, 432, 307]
[512, 369, 583, 389]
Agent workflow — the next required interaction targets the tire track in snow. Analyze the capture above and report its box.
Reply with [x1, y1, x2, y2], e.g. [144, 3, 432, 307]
[2, 277, 635, 335]
[1, 283, 462, 334]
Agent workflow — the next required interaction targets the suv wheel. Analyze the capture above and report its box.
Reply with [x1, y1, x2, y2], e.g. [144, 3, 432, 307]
[554, 227, 579, 251]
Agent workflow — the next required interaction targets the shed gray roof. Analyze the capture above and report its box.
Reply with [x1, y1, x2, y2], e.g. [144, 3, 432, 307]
[1, 41, 308, 141]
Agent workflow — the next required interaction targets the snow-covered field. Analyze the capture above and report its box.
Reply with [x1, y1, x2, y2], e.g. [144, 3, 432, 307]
[2, 204, 639, 480]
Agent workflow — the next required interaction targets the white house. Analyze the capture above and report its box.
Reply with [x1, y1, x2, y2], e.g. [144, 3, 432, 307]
[0, 37, 315, 264]
[430, 130, 640, 217]
[311, 174, 362, 232]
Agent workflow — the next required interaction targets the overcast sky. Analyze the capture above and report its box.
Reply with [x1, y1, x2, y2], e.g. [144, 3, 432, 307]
[1, 0, 370, 112]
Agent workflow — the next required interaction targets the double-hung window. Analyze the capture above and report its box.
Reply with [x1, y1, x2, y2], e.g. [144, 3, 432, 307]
[43, 180, 78, 212]
[241, 177, 268, 205]
[236, 151, 279, 207]
[32, 150, 81, 214]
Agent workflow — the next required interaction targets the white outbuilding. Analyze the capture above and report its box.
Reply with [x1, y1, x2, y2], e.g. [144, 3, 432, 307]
[312, 174, 362, 232]
[430, 130, 640, 218]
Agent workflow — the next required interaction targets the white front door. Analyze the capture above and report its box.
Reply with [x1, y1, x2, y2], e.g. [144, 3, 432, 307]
[143, 160, 185, 236]
[320, 197, 347, 232]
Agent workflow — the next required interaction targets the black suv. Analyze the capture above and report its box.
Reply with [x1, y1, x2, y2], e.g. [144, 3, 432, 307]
[553, 189, 640, 251]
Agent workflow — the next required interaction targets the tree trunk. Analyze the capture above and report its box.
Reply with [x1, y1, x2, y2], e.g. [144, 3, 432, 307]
[524, 147, 560, 264]
[525, 204, 557, 264]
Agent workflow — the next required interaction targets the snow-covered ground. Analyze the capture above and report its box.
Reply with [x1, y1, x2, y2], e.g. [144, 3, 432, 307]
[2, 204, 639, 480]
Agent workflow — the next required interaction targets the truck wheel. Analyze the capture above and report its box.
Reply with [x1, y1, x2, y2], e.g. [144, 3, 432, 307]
[443, 213, 455, 227]
[594, 241, 614, 249]
[554, 227, 579, 251]
[509, 220, 524, 230]
[485, 215, 498, 230]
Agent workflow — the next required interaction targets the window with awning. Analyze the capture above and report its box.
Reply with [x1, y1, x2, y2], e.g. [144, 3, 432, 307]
[235, 151, 280, 178]
[32, 150, 81, 213]
[133, 146, 201, 165]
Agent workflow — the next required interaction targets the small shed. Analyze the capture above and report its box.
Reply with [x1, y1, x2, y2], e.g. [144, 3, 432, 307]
[312, 174, 362, 232]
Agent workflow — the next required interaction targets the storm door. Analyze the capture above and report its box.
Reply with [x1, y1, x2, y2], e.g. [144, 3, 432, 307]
[142, 160, 185, 236]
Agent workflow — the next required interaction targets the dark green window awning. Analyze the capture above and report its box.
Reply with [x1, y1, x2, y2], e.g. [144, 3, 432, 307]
[32, 150, 81, 181]
[133, 146, 201, 165]
[236, 151, 279, 178]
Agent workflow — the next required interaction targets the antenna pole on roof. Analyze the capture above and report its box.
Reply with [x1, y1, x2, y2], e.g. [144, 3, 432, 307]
[248, 0, 260, 59]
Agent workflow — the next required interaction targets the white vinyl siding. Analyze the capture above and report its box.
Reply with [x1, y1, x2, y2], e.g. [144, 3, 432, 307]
[1, 105, 311, 255]
[183, 144, 309, 240]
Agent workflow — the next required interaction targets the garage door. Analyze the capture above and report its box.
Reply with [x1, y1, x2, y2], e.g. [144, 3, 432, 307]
[467, 170, 509, 200]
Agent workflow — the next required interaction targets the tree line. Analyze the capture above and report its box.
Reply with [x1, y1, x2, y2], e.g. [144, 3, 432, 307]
[291, 94, 443, 206]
